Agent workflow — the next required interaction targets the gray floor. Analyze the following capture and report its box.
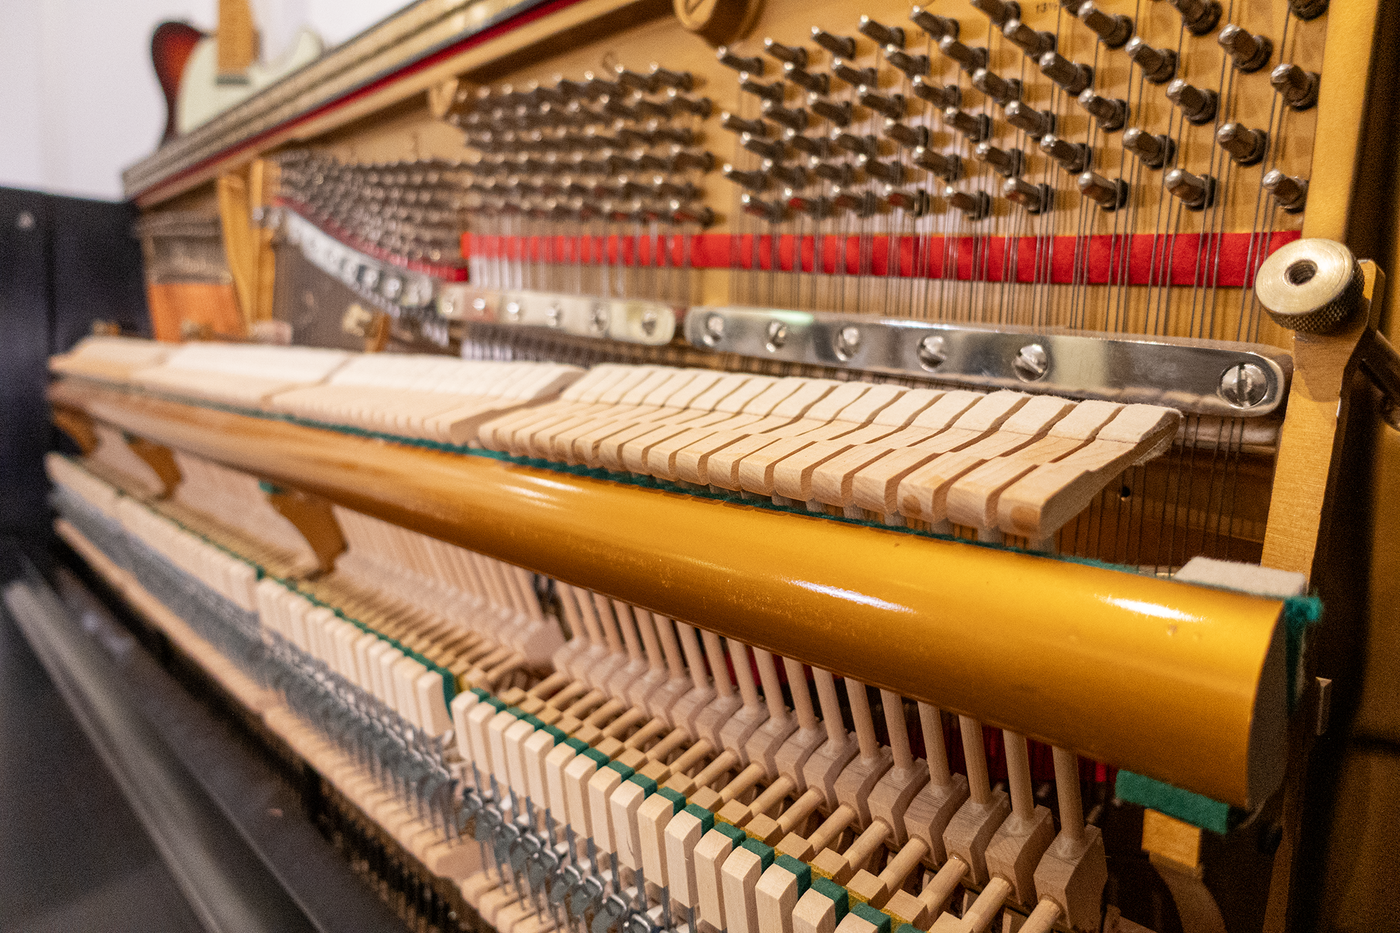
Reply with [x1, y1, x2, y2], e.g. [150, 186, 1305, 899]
[0, 604, 203, 933]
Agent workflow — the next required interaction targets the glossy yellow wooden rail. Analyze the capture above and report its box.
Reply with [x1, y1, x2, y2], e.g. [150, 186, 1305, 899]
[51, 378, 1290, 808]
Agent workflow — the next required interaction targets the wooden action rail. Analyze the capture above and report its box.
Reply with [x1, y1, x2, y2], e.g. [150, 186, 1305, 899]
[52, 377, 1298, 809]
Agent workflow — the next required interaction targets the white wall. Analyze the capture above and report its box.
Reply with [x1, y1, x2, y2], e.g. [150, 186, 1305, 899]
[0, 0, 400, 201]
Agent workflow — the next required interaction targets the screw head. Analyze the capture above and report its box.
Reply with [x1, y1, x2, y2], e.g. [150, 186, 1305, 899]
[504, 300, 522, 322]
[1219, 362, 1269, 408]
[545, 303, 563, 327]
[640, 309, 659, 337]
[765, 319, 789, 351]
[834, 324, 862, 360]
[589, 303, 610, 333]
[917, 334, 948, 369]
[1013, 342, 1049, 381]
[702, 312, 726, 346]
[15, 211, 34, 230]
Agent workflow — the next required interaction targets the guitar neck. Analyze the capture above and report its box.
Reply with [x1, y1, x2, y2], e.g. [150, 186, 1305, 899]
[215, 0, 258, 83]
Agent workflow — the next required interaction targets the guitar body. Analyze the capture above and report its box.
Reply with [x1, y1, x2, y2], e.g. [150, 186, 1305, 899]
[175, 28, 324, 135]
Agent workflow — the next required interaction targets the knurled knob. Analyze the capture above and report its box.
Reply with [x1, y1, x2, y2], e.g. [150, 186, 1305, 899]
[1255, 238, 1364, 334]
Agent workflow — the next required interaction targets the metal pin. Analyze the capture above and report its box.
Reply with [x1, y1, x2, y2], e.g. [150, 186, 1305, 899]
[975, 142, 1024, 177]
[765, 158, 809, 188]
[1165, 168, 1214, 209]
[1005, 101, 1054, 138]
[721, 112, 767, 136]
[913, 147, 962, 181]
[1171, 0, 1222, 34]
[764, 39, 807, 67]
[1041, 134, 1088, 173]
[741, 132, 785, 160]
[860, 155, 906, 184]
[718, 47, 763, 74]
[972, 68, 1021, 105]
[884, 119, 930, 149]
[1122, 128, 1174, 168]
[1263, 170, 1308, 212]
[811, 159, 856, 185]
[833, 131, 879, 157]
[1078, 90, 1128, 131]
[1166, 79, 1218, 124]
[943, 106, 991, 142]
[1289, 0, 1327, 20]
[1216, 123, 1267, 166]
[859, 88, 906, 120]
[1039, 52, 1093, 94]
[788, 131, 834, 158]
[831, 186, 880, 217]
[859, 16, 905, 48]
[788, 193, 833, 218]
[1078, 170, 1128, 210]
[1124, 37, 1177, 84]
[811, 28, 856, 58]
[785, 63, 830, 94]
[971, 0, 1021, 27]
[809, 97, 854, 127]
[763, 100, 810, 130]
[742, 192, 785, 222]
[1003, 177, 1050, 213]
[614, 65, 657, 93]
[887, 48, 931, 77]
[945, 186, 991, 220]
[1002, 19, 1055, 57]
[1078, 3, 1133, 47]
[886, 186, 931, 215]
[832, 59, 878, 88]
[910, 6, 959, 40]
[1271, 64, 1320, 110]
[740, 74, 785, 103]
[1218, 25, 1272, 72]
[939, 36, 989, 73]
[911, 77, 960, 109]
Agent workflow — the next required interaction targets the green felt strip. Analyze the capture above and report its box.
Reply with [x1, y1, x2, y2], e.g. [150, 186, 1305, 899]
[1114, 770, 1233, 835]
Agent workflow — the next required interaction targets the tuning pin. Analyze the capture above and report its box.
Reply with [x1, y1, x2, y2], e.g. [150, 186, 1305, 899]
[788, 131, 834, 158]
[740, 74, 786, 103]
[1271, 64, 1320, 110]
[1165, 168, 1214, 209]
[910, 6, 959, 39]
[1216, 123, 1268, 166]
[669, 93, 713, 118]
[787, 193, 833, 218]
[886, 186, 931, 216]
[1078, 170, 1128, 210]
[811, 28, 857, 58]
[721, 112, 768, 136]
[1005, 101, 1055, 138]
[1003, 177, 1050, 213]
[651, 65, 694, 90]
[975, 142, 1024, 177]
[1289, 0, 1327, 20]
[833, 132, 879, 157]
[763, 100, 810, 130]
[832, 60, 878, 88]
[718, 47, 763, 74]
[1001, 18, 1055, 57]
[1218, 25, 1272, 72]
[671, 148, 715, 173]
[1122, 128, 1174, 168]
[809, 98, 855, 127]
[764, 38, 807, 67]
[972, 69, 1021, 105]
[1039, 52, 1093, 94]
[741, 192, 786, 222]
[859, 16, 905, 48]
[945, 186, 991, 220]
[584, 71, 624, 97]
[1077, 3, 1132, 47]
[859, 155, 906, 184]
[1166, 80, 1218, 124]
[741, 132, 786, 161]
[913, 147, 962, 181]
[810, 159, 856, 185]
[785, 63, 831, 94]
[971, 0, 1020, 26]
[634, 97, 673, 120]
[765, 158, 809, 188]
[1041, 132, 1092, 172]
[887, 48, 931, 77]
[670, 202, 715, 226]
[859, 88, 906, 120]
[653, 177, 699, 202]
[1263, 170, 1308, 212]
[1172, 0, 1221, 33]
[911, 77, 960, 109]
[942, 106, 991, 142]
[1078, 90, 1128, 131]
[939, 36, 989, 73]
[884, 119, 930, 149]
[831, 186, 881, 217]
[1123, 38, 1177, 84]
[614, 65, 658, 93]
